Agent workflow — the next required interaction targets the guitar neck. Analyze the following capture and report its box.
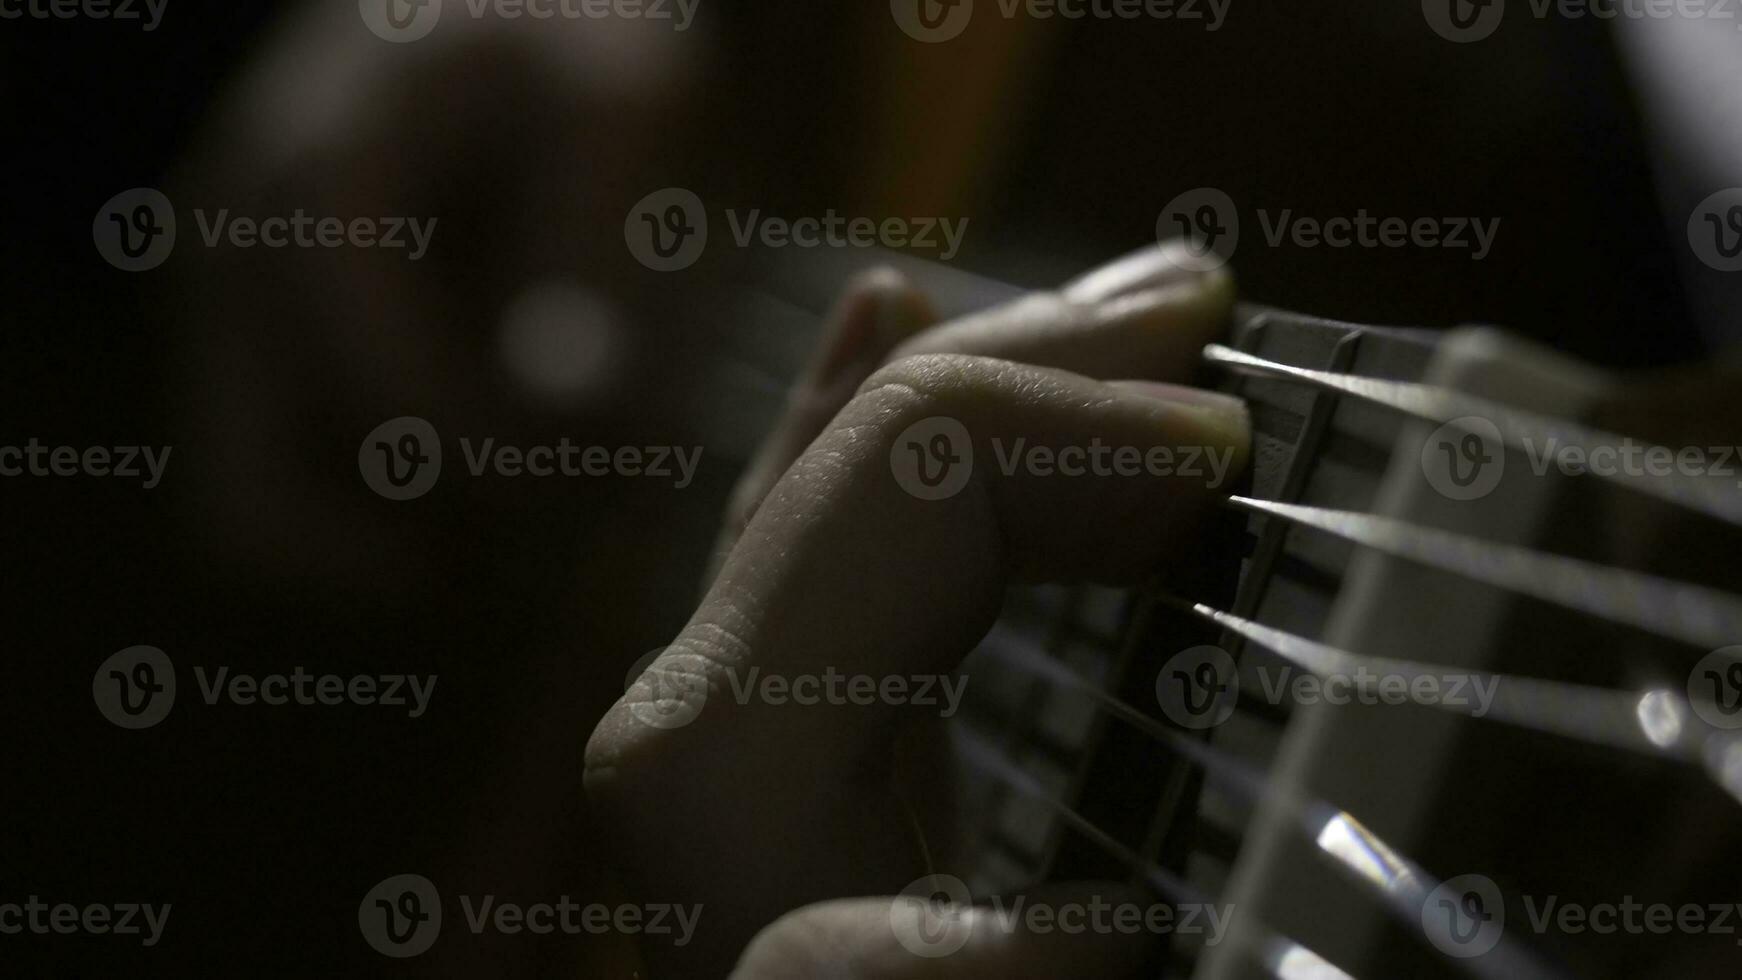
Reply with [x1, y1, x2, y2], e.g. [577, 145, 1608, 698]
[953, 306, 1742, 979]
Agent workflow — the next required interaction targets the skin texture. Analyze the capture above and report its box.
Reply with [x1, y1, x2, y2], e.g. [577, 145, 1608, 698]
[586, 242, 1252, 977]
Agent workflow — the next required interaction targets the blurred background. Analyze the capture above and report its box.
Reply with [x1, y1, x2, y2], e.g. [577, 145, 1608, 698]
[1, 1, 1731, 974]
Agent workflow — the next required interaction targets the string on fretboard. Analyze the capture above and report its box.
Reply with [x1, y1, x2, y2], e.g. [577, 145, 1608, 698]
[947, 308, 1742, 980]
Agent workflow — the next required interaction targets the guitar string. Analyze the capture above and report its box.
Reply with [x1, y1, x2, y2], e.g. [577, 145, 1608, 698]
[953, 336, 1730, 976]
[965, 498, 1740, 976]
[1151, 593, 1742, 805]
[1200, 343, 1742, 800]
[953, 724, 1357, 980]
[1221, 495, 1742, 654]
[1202, 344, 1742, 528]
[971, 636, 1567, 980]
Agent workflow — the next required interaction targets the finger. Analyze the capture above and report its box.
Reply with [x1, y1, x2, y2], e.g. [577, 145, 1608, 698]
[709, 267, 937, 578]
[887, 266, 1231, 381]
[713, 242, 1231, 575]
[886, 240, 1229, 375]
[1058, 239, 1213, 305]
[729, 884, 1157, 980]
[587, 354, 1248, 973]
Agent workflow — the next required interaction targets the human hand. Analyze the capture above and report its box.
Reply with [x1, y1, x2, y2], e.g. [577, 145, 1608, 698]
[587, 242, 1251, 977]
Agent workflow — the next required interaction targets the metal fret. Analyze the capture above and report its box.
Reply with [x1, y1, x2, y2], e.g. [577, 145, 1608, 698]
[1223, 495, 1742, 652]
[1204, 343, 1742, 528]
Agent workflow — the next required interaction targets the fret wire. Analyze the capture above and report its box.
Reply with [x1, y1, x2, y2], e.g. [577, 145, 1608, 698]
[955, 727, 1357, 980]
[976, 640, 1566, 980]
[1155, 593, 1742, 805]
[1123, 597, 1209, 891]
[1222, 495, 1742, 653]
[958, 725, 1205, 906]
[1203, 344, 1742, 529]
[954, 338, 1732, 977]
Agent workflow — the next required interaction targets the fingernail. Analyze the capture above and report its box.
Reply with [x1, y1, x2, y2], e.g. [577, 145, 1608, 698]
[1062, 241, 1215, 304]
[1095, 264, 1235, 323]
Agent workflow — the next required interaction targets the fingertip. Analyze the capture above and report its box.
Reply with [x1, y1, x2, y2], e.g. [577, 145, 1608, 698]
[1063, 240, 1224, 304]
[1095, 263, 1235, 325]
[846, 263, 912, 297]
[1104, 380, 1252, 473]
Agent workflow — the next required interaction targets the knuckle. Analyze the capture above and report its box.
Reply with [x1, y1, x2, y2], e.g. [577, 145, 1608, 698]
[856, 353, 989, 416]
[816, 354, 994, 458]
[582, 626, 745, 806]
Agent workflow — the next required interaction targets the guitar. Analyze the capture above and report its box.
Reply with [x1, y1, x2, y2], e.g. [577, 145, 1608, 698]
[941, 305, 1742, 979]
